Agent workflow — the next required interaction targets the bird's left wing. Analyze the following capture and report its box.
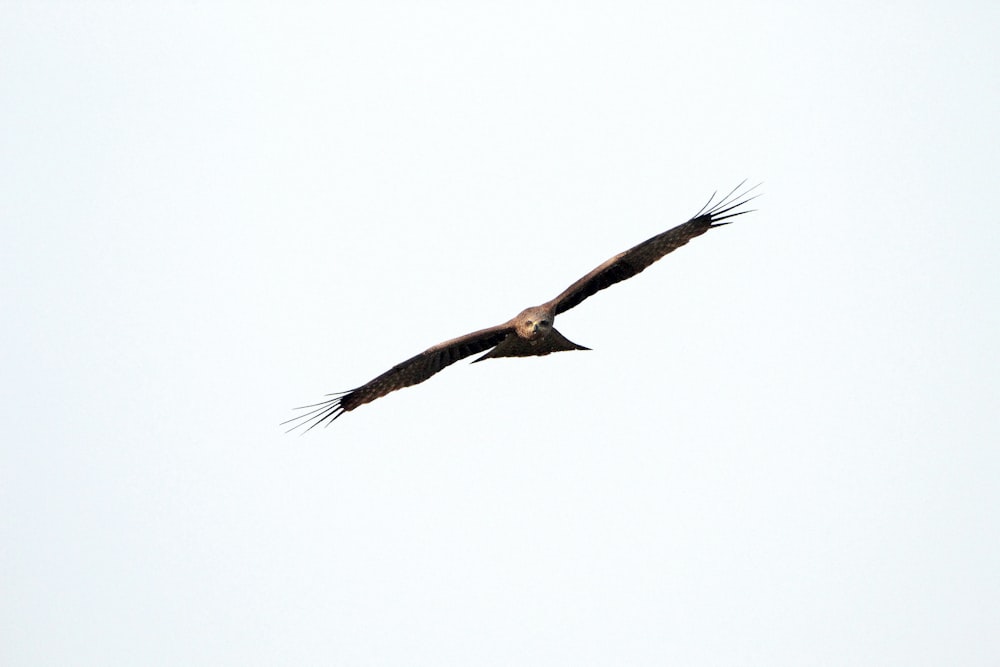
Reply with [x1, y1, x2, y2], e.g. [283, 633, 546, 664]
[546, 182, 759, 316]
[283, 324, 513, 432]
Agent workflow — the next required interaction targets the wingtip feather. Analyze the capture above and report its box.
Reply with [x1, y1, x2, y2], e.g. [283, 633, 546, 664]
[282, 394, 349, 433]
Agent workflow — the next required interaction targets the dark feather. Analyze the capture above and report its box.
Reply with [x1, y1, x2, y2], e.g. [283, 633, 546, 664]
[547, 181, 759, 315]
[282, 325, 511, 432]
[472, 328, 590, 362]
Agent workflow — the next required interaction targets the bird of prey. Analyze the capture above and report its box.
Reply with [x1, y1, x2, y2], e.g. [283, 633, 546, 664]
[285, 182, 759, 431]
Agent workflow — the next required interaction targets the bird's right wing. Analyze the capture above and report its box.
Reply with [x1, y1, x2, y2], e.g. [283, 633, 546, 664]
[283, 324, 513, 432]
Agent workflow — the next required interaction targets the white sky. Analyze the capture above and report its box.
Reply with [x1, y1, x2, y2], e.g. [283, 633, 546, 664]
[3, 2, 998, 665]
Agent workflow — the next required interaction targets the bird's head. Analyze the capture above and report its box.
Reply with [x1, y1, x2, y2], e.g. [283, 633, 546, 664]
[515, 306, 553, 340]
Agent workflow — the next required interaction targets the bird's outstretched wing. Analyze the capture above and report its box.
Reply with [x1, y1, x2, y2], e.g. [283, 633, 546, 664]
[546, 181, 760, 315]
[282, 324, 512, 432]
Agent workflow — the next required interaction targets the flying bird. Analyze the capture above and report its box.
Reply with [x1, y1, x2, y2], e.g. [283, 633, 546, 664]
[285, 182, 759, 431]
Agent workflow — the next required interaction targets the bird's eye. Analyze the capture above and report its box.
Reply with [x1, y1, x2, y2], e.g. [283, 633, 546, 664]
[525, 320, 533, 326]
[541, 320, 550, 327]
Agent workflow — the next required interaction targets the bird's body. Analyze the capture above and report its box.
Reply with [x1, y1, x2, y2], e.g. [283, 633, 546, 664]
[475, 305, 588, 362]
[285, 182, 759, 431]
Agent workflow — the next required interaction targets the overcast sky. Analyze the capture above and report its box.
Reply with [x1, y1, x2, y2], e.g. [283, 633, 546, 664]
[3, 2, 998, 665]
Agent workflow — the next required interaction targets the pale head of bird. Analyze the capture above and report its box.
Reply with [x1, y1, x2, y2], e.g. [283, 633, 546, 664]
[514, 306, 554, 340]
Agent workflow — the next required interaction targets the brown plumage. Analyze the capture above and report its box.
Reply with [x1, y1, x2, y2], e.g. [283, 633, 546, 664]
[284, 182, 759, 431]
